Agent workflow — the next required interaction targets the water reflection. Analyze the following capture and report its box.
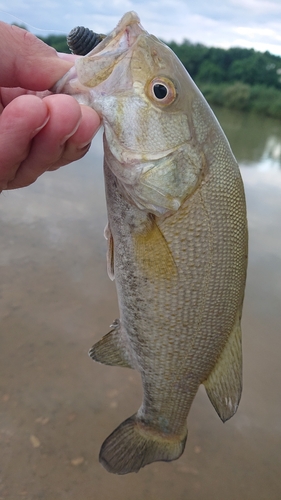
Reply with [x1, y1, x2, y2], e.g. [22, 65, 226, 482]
[213, 105, 281, 169]
[259, 136, 281, 171]
[0, 113, 280, 499]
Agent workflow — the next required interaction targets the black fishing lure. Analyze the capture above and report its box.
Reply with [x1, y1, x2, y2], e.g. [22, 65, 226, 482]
[67, 26, 105, 56]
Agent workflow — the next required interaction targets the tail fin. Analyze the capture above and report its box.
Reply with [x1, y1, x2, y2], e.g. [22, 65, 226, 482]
[99, 413, 187, 474]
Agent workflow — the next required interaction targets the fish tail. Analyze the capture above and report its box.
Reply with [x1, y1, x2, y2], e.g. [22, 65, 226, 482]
[99, 413, 187, 474]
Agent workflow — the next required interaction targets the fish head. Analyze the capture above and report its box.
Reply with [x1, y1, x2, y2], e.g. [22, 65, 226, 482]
[54, 12, 219, 215]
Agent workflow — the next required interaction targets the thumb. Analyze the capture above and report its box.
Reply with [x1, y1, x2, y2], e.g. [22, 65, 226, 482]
[0, 22, 73, 90]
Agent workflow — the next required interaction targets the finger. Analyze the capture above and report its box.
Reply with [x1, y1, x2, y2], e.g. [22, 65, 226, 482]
[5, 94, 84, 189]
[0, 22, 73, 90]
[0, 95, 50, 190]
[0, 87, 51, 107]
[47, 105, 101, 170]
[0, 87, 28, 107]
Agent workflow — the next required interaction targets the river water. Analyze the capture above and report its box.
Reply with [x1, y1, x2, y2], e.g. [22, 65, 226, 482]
[0, 106, 280, 499]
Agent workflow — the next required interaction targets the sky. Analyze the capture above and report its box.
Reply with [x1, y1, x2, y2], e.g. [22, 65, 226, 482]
[1, 0, 281, 57]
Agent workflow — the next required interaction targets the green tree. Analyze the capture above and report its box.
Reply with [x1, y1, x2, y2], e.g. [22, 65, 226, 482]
[197, 60, 225, 83]
[223, 82, 251, 111]
[38, 34, 69, 53]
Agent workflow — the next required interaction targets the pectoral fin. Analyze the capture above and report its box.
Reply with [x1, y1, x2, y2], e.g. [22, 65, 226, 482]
[203, 310, 242, 422]
[89, 320, 133, 369]
[133, 216, 177, 280]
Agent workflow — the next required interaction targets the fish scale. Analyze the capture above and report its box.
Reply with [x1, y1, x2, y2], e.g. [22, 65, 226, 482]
[54, 11, 247, 474]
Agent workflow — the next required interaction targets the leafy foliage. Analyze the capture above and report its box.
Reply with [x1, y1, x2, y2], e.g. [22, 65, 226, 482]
[37, 34, 70, 54]
[169, 42, 281, 89]
[168, 40, 281, 118]
[199, 82, 281, 119]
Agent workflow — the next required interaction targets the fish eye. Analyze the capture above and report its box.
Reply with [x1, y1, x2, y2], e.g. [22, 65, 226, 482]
[153, 83, 168, 100]
[147, 77, 177, 106]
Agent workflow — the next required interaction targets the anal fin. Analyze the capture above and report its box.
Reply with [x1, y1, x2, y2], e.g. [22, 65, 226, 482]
[203, 310, 242, 422]
[89, 320, 133, 369]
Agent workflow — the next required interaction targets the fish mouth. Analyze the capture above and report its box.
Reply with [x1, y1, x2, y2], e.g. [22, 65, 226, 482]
[84, 11, 144, 59]
[73, 12, 145, 90]
[53, 12, 145, 95]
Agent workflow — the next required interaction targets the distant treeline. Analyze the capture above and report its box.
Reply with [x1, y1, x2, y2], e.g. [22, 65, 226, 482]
[168, 40, 281, 119]
[23, 24, 281, 119]
[38, 34, 70, 54]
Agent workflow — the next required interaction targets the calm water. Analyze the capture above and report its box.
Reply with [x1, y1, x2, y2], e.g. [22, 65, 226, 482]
[0, 107, 280, 499]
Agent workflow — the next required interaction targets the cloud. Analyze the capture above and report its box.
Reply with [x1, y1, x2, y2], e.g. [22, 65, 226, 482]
[230, 0, 281, 17]
[0, 0, 281, 55]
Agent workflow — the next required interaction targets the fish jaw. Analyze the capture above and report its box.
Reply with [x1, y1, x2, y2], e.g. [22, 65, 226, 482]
[54, 12, 206, 216]
[53, 12, 144, 101]
[74, 12, 144, 88]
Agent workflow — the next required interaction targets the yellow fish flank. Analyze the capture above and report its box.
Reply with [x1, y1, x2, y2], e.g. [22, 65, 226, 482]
[54, 12, 248, 474]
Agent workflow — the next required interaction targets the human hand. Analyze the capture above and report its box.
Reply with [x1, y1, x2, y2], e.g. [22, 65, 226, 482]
[0, 22, 101, 191]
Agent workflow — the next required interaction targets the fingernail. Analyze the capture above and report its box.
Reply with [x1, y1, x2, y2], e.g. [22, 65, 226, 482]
[78, 125, 101, 149]
[60, 120, 81, 145]
[31, 115, 50, 138]
[77, 142, 91, 152]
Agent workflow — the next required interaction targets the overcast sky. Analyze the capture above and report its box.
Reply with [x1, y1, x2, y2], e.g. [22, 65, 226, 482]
[1, 0, 281, 56]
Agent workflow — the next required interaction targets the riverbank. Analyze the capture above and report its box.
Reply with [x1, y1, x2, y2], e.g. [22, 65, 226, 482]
[167, 40, 281, 120]
[198, 82, 281, 120]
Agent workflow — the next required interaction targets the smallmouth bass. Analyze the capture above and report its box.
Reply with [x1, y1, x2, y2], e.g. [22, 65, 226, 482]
[54, 11, 248, 474]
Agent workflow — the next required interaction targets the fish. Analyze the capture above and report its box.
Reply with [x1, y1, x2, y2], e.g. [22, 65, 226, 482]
[54, 11, 248, 474]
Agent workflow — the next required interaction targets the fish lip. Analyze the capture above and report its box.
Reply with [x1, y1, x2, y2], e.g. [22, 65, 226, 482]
[84, 11, 144, 58]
